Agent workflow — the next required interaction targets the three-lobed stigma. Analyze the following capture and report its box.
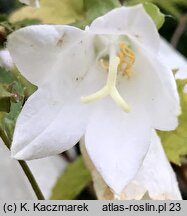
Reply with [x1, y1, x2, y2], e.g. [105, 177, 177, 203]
[80, 42, 136, 112]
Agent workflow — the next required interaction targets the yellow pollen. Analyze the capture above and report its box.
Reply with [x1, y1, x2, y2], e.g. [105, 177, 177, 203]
[118, 42, 135, 78]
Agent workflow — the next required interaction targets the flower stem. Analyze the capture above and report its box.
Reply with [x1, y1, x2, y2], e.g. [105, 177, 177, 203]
[0, 128, 10, 149]
[0, 128, 45, 200]
[18, 160, 45, 200]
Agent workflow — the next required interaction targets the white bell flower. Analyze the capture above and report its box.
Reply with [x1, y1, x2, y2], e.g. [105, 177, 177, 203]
[7, 5, 180, 195]
[19, 0, 40, 8]
[122, 130, 182, 200]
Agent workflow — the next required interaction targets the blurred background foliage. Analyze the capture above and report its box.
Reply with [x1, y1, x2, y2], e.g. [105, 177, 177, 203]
[0, 0, 187, 199]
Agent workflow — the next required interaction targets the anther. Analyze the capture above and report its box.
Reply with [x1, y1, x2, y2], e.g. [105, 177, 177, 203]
[118, 42, 135, 78]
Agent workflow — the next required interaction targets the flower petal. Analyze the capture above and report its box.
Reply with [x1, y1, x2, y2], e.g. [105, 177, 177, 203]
[7, 25, 87, 86]
[89, 4, 160, 53]
[159, 38, 187, 79]
[11, 86, 92, 160]
[11, 57, 106, 160]
[119, 36, 180, 131]
[122, 130, 182, 200]
[85, 99, 152, 194]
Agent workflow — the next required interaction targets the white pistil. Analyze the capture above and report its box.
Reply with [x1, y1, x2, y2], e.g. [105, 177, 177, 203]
[81, 86, 109, 103]
[111, 88, 131, 112]
[81, 47, 131, 112]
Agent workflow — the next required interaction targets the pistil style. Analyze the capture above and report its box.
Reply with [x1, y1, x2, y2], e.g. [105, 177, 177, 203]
[81, 45, 131, 112]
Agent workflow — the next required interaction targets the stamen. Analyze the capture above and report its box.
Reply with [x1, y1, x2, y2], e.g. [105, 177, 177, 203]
[80, 46, 131, 112]
[119, 42, 135, 78]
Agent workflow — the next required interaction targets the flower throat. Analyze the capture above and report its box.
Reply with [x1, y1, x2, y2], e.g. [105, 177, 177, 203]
[81, 42, 135, 112]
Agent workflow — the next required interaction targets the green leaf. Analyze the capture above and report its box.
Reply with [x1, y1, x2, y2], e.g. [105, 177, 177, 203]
[143, 2, 165, 29]
[0, 67, 36, 145]
[0, 84, 13, 112]
[0, 98, 11, 112]
[0, 67, 15, 83]
[85, 0, 120, 22]
[50, 157, 92, 200]
[124, 1, 165, 29]
[158, 79, 187, 165]
[0, 84, 13, 98]
[75, 0, 120, 29]
[12, 68, 37, 98]
[9, 0, 84, 25]
[125, 0, 187, 19]
[0, 83, 24, 143]
[0, 100, 23, 145]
